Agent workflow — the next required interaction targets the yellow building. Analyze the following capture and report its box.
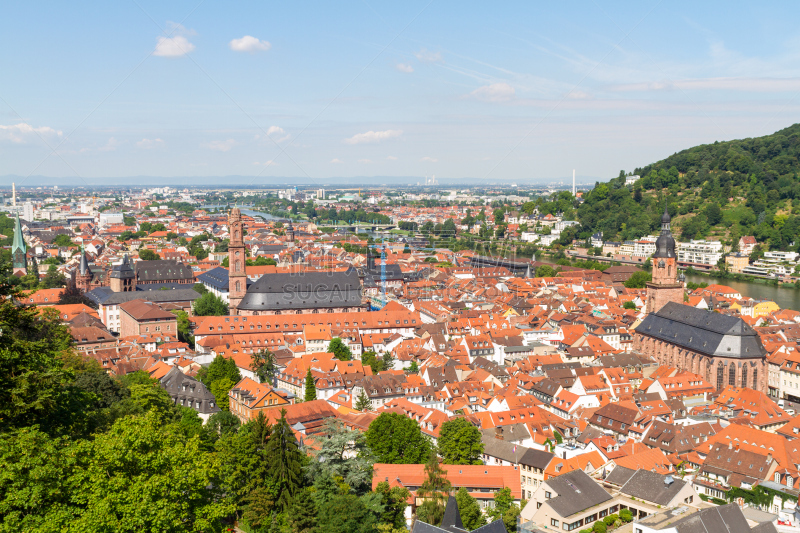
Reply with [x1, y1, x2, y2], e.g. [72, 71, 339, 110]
[725, 252, 750, 274]
[730, 300, 780, 318]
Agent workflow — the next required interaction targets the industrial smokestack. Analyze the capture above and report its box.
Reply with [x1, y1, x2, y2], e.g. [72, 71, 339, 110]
[572, 170, 575, 197]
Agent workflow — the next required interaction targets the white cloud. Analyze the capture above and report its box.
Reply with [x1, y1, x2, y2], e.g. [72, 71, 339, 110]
[421, 156, 438, 162]
[566, 90, 593, 100]
[136, 138, 164, 149]
[267, 126, 284, 135]
[97, 137, 121, 152]
[205, 139, 237, 152]
[470, 83, 515, 102]
[414, 48, 442, 63]
[395, 63, 414, 73]
[358, 159, 372, 164]
[229, 35, 271, 53]
[330, 158, 344, 164]
[154, 35, 195, 57]
[344, 129, 402, 145]
[387, 156, 398, 160]
[610, 77, 800, 93]
[0, 122, 62, 143]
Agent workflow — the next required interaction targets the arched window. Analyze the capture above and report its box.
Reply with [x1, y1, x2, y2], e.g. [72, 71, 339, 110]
[235, 260, 241, 272]
[716, 365, 724, 391]
[753, 368, 758, 389]
[788, 476, 794, 488]
[729, 365, 736, 386]
[742, 364, 748, 389]
[235, 280, 241, 292]
[776, 472, 781, 483]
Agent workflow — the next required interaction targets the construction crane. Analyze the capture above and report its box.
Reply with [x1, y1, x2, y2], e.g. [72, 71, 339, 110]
[366, 242, 388, 309]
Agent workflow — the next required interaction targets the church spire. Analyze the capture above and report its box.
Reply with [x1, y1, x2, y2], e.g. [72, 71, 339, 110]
[11, 212, 27, 276]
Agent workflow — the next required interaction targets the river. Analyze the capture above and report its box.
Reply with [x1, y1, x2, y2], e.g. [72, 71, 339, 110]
[534, 256, 800, 311]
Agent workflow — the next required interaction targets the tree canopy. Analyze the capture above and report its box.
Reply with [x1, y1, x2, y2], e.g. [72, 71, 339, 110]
[365, 412, 431, 464]
[437, 418, 484, 465]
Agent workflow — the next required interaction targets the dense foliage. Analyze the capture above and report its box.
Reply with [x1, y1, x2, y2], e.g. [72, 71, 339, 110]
[437, 418, 484, 465]
[365, 412, 432, 464]
[574, 123, 800, 250]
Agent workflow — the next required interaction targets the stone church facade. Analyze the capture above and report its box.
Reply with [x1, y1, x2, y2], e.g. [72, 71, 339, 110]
[634, 207, 768, 393]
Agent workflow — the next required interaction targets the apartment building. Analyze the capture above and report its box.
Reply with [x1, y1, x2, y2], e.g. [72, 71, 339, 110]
[676, 239, 723, 266]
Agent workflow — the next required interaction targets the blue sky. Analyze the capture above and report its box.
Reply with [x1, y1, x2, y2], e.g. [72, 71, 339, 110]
[2, 1, 800, 185]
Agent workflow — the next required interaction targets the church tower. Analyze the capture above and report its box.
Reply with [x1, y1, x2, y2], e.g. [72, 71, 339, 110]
[76, 246, 93, 292]
[645, 205, 684, 314]
[228, 208, 247, 314]
[11, 213, 27, 276]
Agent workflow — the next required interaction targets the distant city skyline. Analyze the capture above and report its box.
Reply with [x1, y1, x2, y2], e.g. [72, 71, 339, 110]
[2, 1, 800, 184]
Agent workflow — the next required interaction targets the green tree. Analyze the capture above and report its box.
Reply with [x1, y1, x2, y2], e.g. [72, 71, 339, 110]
[73, 412, 232, 531]
[266, 408, 306, 510]
[382, 352, 395, 371]
[139, 249, 161, 261]
[0, 294, 75, 433]
[361, 351, 382, 374]
[328, 338, 352, 361]
[40, 264, 66, 289]
[57, 281, 98, 308]
[199, 355, 242, 388]
[171, 310, 193, 344]
[193, 292, 229, 316]
[705, 202, 723, 225]
[592, 520, 607, 533]
[487, 487, 521, 532]
[365, 412, 431, 464]
[455, 486, 487, 531]
[306, 418, 375, 493]
[619, 509, 633, 522]
[317, 493, 377, 533]
[250, 349, 277, 385]
[624, 270, 652, 289]
[415, 454, 451, 526]
[289, 488, 318, 533]
[52, 234, 74, 247]
[304, 368, 317, 401]
[623, 300, 637, 310]
[210, 377, 235, 410]
[535, 265, 558, 278]
[193, 282, 209, 295]
[407, 361, 419, 374]
[375, 481, 411, 530]
[438, 418, 484, 465]
[207, 410, 240, 437]
[355, 390, 372, 411]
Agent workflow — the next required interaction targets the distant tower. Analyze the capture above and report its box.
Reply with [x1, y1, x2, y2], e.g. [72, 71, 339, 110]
[12, 182, 16, 207]
[286, 220, 295, 245]
[228, 208, 247, 314]
[11, 212, 27, 276]
[572, 169, 576, 197]
[645, 206, 684, 314]
[76, 246, 93, 292]
[109, 254, 135, 292]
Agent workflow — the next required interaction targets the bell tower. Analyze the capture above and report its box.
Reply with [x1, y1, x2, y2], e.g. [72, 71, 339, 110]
[645, 205, 684, 314]
[228, 208, 247, 314]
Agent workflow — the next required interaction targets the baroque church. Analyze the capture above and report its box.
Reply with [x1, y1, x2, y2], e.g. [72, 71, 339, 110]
[633, 207, 768, 393]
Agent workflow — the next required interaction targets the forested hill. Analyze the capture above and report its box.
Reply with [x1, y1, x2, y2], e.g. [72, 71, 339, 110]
[575, 123, 800, 251]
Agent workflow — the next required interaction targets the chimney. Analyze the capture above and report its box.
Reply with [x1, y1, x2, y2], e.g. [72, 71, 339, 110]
[728, 441, 733, 450]
[495, 426, 504, 440]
